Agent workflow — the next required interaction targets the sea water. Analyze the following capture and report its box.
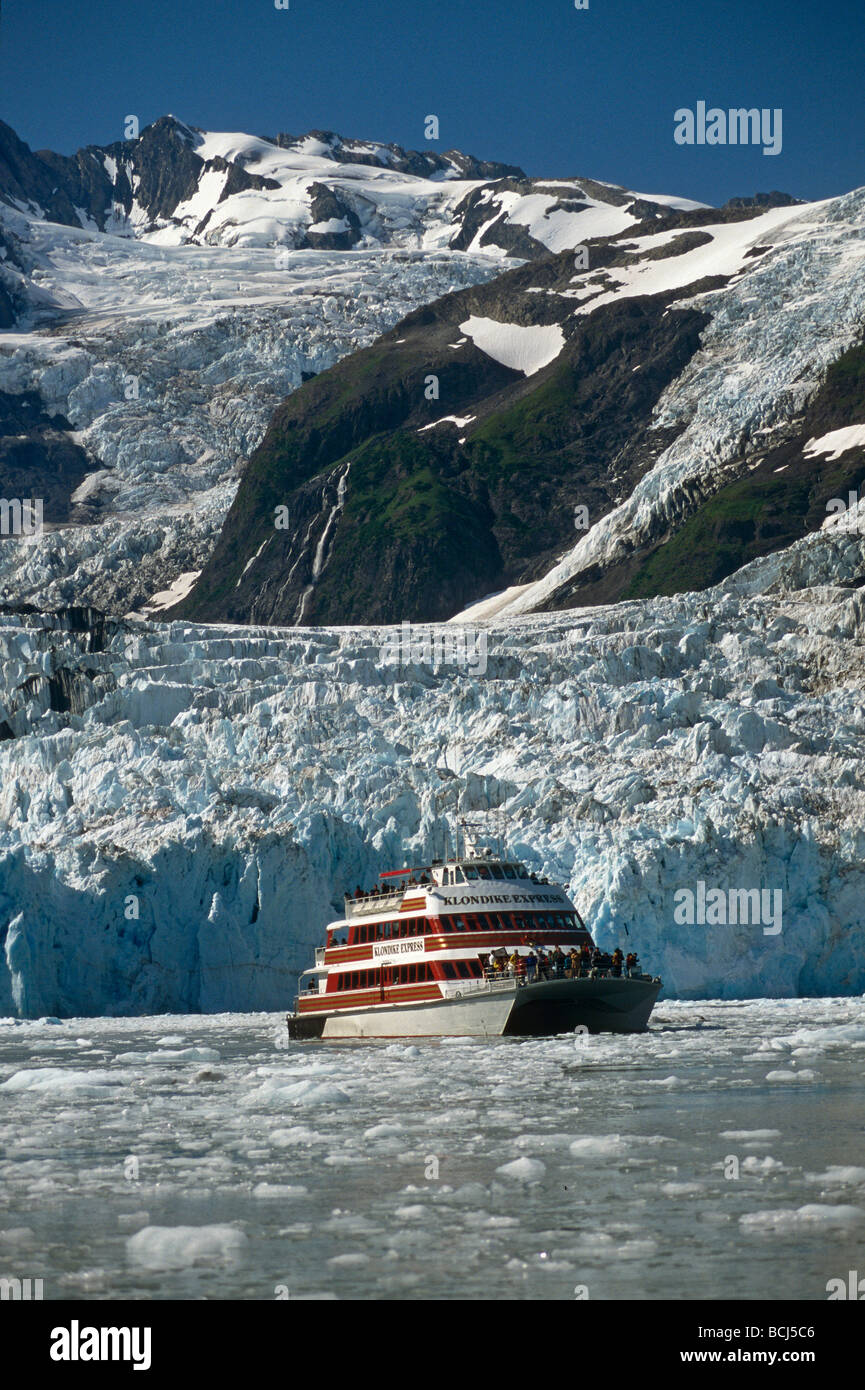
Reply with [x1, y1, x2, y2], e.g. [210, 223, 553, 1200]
[1, 998, 863, 1301]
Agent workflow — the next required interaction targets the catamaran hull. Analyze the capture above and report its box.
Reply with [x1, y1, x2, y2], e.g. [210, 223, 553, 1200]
[288, 976, 661, 1040]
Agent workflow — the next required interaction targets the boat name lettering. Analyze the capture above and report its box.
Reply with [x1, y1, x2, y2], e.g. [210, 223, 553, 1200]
[451, 893, 565, 906]
[371, 939, 426, 959]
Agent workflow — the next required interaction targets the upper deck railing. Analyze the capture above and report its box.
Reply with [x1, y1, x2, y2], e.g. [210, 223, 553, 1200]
[344, 888, 409, 918]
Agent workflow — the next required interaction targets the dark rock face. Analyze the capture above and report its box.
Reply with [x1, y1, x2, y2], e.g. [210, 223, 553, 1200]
[268, 128, 526, 182]
[177, 240, 715, 627]
[0, 389, 103, 526]
[305, 183, 362, 249]
[722, 191, 803, 212]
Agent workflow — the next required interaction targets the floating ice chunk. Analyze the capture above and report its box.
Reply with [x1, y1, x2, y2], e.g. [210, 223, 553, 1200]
[253, 1078, 351, 1107]
[765, 1069, 819, 1081]
[445, 1183, 490, 1205]
[804, 1166, 865, 1185]
[252, 1183, 308, 1198]
[569, 1134, 668, 1157]
[1, 1067, 131, 1095]
[719, 1129, 782, 1140]
[269, 1126, 324, 1147]
[741, 1155, 784, 1174]
[740, 1204, 864, 1233]
[0, 1227, 35, 1248]
[126, 1224, 248, 1269]
[146, 1047, 221, 1063]
[495, 1157, 546, 1182]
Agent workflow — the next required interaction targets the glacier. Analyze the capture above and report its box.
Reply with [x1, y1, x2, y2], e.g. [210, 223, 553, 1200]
[0, 207, 501, 614]
[495, 188, 865, 617]
[1, 518, 864, 1015]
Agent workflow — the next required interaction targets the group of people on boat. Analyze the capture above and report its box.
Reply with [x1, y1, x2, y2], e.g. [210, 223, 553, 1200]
[484, 945, 641, 982]
[349, 868, 553, 900]
[350, 875, 431, 900]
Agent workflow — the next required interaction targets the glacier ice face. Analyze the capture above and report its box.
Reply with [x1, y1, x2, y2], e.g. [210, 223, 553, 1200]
[0, 547, 863, 1015]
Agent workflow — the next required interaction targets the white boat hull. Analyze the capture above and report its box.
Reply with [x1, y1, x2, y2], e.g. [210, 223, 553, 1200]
[291, 975, 661, 1040]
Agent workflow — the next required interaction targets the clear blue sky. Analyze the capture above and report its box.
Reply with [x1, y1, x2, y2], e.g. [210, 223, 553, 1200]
[1, 0, 863, 206]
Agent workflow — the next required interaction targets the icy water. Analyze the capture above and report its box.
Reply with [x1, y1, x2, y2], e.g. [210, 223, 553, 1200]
[1, 999, 863, 1301]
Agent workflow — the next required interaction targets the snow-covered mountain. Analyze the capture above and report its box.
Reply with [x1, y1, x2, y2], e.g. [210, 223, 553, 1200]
[0, 116, 706, 617]
[0, 115, 703, 258]
[181, 186, 865, 627]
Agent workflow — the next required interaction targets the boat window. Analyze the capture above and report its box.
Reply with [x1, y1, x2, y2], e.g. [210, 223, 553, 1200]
[501, 864, 516, 880]
[476, 864, 491, 880]
[453, 916, 466, 932]
[515, 864, 529, 879]
[463, 866, 479, 880]
[441, 962, 456, 979]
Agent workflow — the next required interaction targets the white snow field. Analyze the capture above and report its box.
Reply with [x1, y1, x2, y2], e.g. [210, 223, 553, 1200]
[459, 316, 565, 376]
[0, 998, 862, 1300]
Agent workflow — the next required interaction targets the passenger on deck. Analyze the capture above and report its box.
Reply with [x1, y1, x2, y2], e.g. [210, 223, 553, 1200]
[508, 950, 520, 978]
[525, 951, 537, 983]
[537, 949, 551, 981]
[580, 944, 592, 976]
[552, 946, 566, 978]
[626, 951, 640, 976]
[568, 948, 580, 978]
[611, 948, 624, 978]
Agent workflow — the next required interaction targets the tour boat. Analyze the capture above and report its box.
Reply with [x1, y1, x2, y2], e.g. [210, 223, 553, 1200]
[286, 848, 661, 1039]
